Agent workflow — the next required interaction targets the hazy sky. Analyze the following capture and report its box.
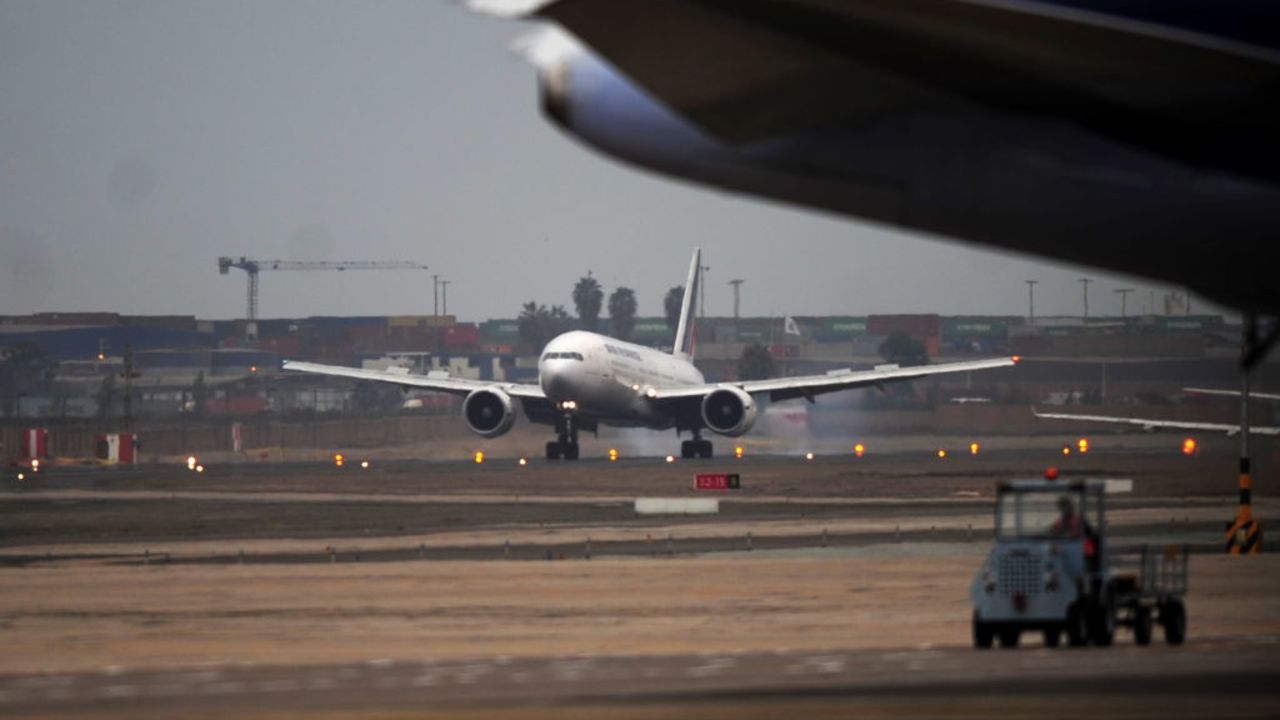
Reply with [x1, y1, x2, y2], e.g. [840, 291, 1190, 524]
[0, 1, 1201, 323]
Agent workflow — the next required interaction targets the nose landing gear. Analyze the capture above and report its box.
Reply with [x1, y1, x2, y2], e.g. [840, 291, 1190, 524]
[546, 412, 580, 460]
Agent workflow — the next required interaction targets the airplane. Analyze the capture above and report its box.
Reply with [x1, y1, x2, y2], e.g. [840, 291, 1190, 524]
[1033, 409, 1280, 438]
[474, 1, 1280, 361]
[1036, 385, 1280, 436]
[284, 249, 1017, 460]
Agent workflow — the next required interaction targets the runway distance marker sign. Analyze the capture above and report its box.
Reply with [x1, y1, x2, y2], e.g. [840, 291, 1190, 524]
[695, 473, 741, 491]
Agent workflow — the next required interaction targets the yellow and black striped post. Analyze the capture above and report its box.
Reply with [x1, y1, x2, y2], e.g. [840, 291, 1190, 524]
[1227, 332, 1262, 555]
[1226, 457, 1262, 554]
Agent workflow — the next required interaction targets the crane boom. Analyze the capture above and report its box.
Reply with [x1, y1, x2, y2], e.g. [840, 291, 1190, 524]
[217, 256, 429, 320]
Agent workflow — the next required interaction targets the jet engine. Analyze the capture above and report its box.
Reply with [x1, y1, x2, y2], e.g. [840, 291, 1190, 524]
[463, 388, 516, 438]
[701, 387, 757, 437]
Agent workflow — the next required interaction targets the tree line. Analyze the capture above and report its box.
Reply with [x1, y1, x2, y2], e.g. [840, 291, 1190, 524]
[517, 272, 687, 351]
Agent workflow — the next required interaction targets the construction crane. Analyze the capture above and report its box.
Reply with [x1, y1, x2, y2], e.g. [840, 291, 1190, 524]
[217, 257, 430, 320]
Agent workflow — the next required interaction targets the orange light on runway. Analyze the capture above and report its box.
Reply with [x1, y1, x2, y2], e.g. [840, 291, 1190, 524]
[474, 451, 485, 464]
[1182, 438, 1198, 456]
[1062, 446, 1071, 456]
[334, 453, 345, 467]
[608, 448, 619, 462]
[854, 443, 865, 458]
[937, 449, 947, 459]
[734, 446, 744, 459]
[1077, 438, 1090, 454]
[970, 442, 980, 455]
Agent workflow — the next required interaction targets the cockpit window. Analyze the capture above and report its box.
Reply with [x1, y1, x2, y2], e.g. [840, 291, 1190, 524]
[541, 352, 584, 361]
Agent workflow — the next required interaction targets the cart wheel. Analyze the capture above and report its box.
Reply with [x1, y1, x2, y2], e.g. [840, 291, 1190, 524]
[998, 627, 1020, 648]
[1043, 628, 1061, 648]
[1088, 595, 1116, 647]
[972, 612, 994, 649]
[1160, 600, 1186, 646]
[1066, 603, 1089, 647]
[1133, 607, 1153, 646]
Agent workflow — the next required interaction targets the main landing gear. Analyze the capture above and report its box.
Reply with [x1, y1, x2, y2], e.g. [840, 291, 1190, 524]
[681, 433, 713, 459]
[546, 412, 580, 461]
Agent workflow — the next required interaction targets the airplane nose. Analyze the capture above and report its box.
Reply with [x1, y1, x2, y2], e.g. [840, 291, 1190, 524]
[540, 362, 575, 401]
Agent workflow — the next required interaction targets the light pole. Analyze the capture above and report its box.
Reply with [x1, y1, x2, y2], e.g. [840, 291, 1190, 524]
[440, 280, 451, 317]
[1115, 288, 1134, 318]
[1079, 278, 1093, 319]
[729, 279, 744, 319]
[700, 265, 710, 318]
[1025, 280, 1038, 324]
[432, 274, 439, 317]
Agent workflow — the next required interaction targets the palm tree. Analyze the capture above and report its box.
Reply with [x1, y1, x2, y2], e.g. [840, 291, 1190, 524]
[608, 287, 637, 341]
[572, 273, 604, 332]
[664, 286, 684, 329]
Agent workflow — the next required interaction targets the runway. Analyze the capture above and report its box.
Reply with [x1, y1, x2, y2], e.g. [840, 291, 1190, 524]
[1, 640, 1276, 719]
[2, 446, 1277, 717]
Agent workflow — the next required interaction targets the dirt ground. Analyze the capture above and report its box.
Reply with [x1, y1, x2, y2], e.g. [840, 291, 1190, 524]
[2, 552, 1278, 675]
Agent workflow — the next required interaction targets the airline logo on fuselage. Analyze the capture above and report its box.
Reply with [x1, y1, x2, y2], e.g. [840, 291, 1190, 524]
[604, 343, 643, 361]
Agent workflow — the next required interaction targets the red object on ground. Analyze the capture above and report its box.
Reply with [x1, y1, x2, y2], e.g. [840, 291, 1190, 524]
[20, 428, 49, 459]
[1045, 467, 1060, 480]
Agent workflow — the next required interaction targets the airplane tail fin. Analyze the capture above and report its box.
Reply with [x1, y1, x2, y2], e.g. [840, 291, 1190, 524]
[672, 248, 701, 358]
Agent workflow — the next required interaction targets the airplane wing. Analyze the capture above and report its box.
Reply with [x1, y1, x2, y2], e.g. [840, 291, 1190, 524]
[1183, 387, 1280, 402]
[281, 360, 548, 400]
[650, 356, 1017, 403]
[495, 0, 1280, 182]
[1032, 409, 1280, 436]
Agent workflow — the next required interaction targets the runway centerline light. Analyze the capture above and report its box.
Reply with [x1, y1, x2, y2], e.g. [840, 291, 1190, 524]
[804, 452, 815, 461]
[665, 454, 675, 464]
[360, 460, 370, 469]
[16, 472, 25, 481]
[518, 457, 528, 466]
[474, 450, 485, 464]
[195, 465, 205, 473]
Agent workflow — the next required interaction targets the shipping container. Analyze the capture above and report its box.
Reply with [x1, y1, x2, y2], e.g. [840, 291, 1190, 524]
[444, 323, 480, 350]
[867, 314, 940, 338]
[941, 317, 1008, 339]
[818, 316, 868, 340]
[479, 320, 521, 344]
[632, 318, 673, 341]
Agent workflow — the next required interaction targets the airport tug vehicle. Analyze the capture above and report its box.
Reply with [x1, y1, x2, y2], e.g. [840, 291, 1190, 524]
[971, 478, 1188, 648]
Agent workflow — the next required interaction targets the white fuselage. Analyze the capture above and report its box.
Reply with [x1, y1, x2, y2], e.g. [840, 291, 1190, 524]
[538, 330, 704, 429]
